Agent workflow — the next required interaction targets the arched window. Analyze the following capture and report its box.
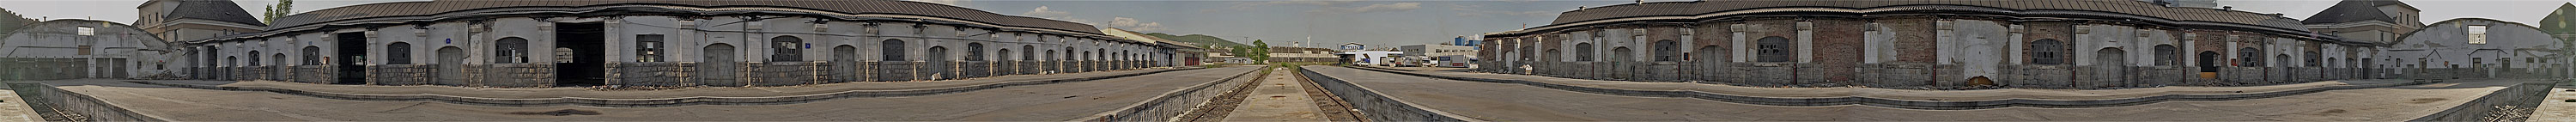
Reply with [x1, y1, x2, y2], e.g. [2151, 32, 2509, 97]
[388, 42, 412, 64]
[228, 56, 239, 67]
[247, 51, 261, 66]
[1045, 50, 1057, 61]
[882, 39, 906, 61]
[1575, 43, 1595, 61]
[2237, 48, 2261, 67]
[2154, 45, 2178, 66]
[495, 37, 528, 64]
[2030, 39, 2065, 64]
[928, 46, 948, 62]
[1022, 46, 1036, 61]
[772, 36, 804, 62]
[999, 49, 1013, 61]
[966, 43, 985, 61]
[1756, 36, 1792, 62]
[1653, 40, 1679, 61]
[1063, 47, 1075, 61]
[303, 46, 322, 65]
[2318, 51, 2339, 67]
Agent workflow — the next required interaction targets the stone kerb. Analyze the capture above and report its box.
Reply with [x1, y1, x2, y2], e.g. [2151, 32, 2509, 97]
[129, 67, 1206, 107]
[1337, 65, 2427, 110]
[1297, 66, 1483, 121]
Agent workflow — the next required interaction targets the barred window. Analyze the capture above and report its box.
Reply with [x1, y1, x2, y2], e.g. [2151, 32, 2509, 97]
[1653, 40, 1679, 61]
[388, 42, 412, 64]
[967, 43, 986, 61]
[248, 51, 262, 66]
[2154, 45, 2178, 66]
[2306, 52, 2321, 67]
[1575, 43, 1595, 61]
[883, 39, 906, 61]
[303, 46, 322, 65]
[1756, 36, 1792, 62]
[636, 34, 665, 62]
[495, 37, 529, 64]
[2238, 48, 2261, 67]
[772, 36, 804, 62]
[2030, 39, 2065, 64]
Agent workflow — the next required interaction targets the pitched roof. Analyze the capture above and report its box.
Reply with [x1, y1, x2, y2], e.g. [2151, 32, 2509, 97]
[161, 0, 266, 27]
[2300, 0, 2408, 24]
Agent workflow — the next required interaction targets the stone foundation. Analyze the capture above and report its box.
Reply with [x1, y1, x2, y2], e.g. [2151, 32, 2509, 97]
[482, 64, 556, 88]
[610, 62, 696, 87]
[369, 64, 434, 85]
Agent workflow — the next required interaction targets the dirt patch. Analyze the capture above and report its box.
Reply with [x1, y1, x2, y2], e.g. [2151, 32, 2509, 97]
[2410, 98, 2449, 104]
[506, 109, 602, 116]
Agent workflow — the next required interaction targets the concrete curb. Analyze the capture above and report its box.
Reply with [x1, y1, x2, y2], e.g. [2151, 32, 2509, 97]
[126, 68, 1205, 107]
[1300, 66, 1480, 121]
[1077, 66, 1264, 121]
[1340, 66, 2428, 110]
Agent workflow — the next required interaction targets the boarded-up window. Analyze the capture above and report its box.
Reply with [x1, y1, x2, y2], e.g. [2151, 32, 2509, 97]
[1575, 43, 1595, 61]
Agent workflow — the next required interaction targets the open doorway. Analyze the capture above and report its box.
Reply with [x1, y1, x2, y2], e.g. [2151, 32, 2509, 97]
[333, 33, 368, 84]
[555, 22, 607, 87]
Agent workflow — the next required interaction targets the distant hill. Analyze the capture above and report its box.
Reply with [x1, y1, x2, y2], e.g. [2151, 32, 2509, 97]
[1145, 33, 1249, 48]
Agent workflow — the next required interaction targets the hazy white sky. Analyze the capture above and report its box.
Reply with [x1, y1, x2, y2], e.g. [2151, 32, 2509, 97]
[3, 0, 2572, 47]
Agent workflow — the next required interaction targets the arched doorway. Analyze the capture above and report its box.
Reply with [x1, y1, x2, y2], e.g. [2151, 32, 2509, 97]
[1611, 46, 1633, 80]
[2094, 48, 2126, 88]
[701, 44, 738, 86]
[2198, 51, 2221, 79]
[435, 46, 466, 86]
[833, 45, 858, 82]
[927, 46, 950, 80]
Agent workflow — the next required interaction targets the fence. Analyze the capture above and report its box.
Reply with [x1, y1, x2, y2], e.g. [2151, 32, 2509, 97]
[7, 82, 161, 121]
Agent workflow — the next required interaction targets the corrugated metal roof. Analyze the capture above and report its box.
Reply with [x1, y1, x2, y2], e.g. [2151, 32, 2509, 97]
[1525, 0, 2312, 36]
[264, 0, 1098, 35]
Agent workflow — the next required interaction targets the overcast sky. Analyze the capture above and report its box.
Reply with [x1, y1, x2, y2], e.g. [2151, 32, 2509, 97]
[3, 0, 2572, 48]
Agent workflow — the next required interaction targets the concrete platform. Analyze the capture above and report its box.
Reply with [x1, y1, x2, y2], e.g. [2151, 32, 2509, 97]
[1219, 67, 1327, 121]
[33, 66, 1262, 121]
[0, 89, 42, 122]
[2536, 88, 2576, 122]
[1305, 66, 2506, 121]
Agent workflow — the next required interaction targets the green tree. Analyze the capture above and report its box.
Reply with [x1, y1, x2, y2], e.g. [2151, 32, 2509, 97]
[0, 7, 33, 37]
[1250, 40, 1270, 63]
[261, 0, 294, 24]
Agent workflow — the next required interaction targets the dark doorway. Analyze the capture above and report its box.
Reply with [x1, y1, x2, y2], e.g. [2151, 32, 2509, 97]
[555, 22, 608, 87]
[333, 33, 368, 84]
[2197, 52, 2220, 72]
